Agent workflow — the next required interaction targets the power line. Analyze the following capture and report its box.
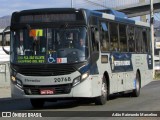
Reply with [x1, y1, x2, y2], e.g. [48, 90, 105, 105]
[75, 0, 108, 9]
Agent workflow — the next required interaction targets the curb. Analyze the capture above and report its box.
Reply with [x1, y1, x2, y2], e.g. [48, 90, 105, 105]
[0, 97, 28, 102]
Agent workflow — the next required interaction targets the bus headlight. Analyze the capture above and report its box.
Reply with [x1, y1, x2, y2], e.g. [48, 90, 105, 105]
[11, 68, 17, 83]
[11, 76, 16, 82]
[81, 72, 89, 81]
[72, 72, 89, 87]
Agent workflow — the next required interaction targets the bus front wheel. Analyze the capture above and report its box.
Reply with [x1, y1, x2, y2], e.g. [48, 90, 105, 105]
[95, 77, 107, 105]
[30, 99, 45, 109]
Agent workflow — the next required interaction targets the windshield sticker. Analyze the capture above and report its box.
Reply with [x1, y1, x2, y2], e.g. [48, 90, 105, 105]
[57, 58, 67, 63]
[29, 29, 36, 37]
[29, 29, 43, 37]
[48, 54, 56, 63]
[36, 29, 43, 36]
[17, 56, 45, 63]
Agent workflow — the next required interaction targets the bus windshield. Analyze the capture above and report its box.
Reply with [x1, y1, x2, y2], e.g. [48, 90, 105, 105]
[11, 27, 88, 64]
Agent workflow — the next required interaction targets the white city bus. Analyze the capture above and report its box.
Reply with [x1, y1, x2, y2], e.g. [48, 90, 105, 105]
[2, 8, 152, 108]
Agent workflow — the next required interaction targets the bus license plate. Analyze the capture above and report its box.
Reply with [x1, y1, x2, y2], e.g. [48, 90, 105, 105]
[40, 89, 55, 95]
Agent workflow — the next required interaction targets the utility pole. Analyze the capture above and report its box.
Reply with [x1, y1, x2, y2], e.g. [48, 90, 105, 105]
[150, 0, 155, 78]
[140, 0, 146, 22]
[71, 0, 73, 8]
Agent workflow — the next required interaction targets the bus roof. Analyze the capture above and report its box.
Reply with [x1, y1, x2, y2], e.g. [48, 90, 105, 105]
[90, 9, 150, 27]
[12, 8, 150, 28]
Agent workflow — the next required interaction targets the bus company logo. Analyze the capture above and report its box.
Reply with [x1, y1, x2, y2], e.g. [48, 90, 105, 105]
[2, 112, 11, 117]
[25, 79, 40, 83]
[114, 60, 130, 66]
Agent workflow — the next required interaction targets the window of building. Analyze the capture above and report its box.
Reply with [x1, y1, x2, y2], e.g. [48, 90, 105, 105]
[0, 33, 10, 46]
[0, 34, 2, 46]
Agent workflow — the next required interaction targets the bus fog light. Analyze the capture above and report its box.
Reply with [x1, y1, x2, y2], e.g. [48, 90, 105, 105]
[16, 79, 23, 88]
[72, 76, 81, 87]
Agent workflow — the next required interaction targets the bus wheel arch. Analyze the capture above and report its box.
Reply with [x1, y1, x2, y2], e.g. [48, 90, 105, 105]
[104, 71, 110, 97]
[137, 69, 141, 88]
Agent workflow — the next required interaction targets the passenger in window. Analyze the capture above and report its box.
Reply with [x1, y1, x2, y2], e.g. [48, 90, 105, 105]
[78, 38, 86, 51]
[78, 38, 88, 56]
[113, 42, 118, 51]
[101, 39, 108, 51]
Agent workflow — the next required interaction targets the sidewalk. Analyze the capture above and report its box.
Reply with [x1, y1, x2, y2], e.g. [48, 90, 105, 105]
[0, 86, 11, 98]
[0, 63, 11, 98]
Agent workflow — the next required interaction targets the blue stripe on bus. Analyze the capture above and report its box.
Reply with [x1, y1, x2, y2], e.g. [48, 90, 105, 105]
[79, 63, 99, 75]
[79, 64, 91, 74]
[91, 11, 103, 17]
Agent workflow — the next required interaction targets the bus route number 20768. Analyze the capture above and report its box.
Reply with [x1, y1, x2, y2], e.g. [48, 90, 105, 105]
[54, 77, 71, 83]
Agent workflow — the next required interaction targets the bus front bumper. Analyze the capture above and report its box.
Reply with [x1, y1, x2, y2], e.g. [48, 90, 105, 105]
[11, 77, 98, 99]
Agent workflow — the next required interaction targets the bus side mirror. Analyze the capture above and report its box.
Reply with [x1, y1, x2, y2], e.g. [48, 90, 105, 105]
[2, 26, 10, 55]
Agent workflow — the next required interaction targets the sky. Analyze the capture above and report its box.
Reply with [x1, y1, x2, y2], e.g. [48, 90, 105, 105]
[0, 0, 140, 17]
[0, 0, 159, 21]
[0, 0, 73, 17]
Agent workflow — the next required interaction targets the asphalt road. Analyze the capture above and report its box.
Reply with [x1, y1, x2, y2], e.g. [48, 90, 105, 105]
[0, 81, 160, 119]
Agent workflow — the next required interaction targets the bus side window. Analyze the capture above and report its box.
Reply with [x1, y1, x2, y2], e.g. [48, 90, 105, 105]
[91, 27, 99, 52]
[142, 29, 147, 52]
[135, 27, 142, 52]
[100, 22, 109, 52]
[109, 22, 119, 51]
[127, 26, 135, 52]
[119, 24, 127, 52]
[147, 29, 151, 53]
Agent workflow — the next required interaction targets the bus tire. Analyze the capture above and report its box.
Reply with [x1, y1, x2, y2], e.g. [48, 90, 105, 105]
[95, 76, 107, 105]
[132, 72, 140, 97]
[30, 99, 45, 109]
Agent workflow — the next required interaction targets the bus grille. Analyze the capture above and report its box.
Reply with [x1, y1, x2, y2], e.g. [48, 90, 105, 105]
[23, 84, 72, 95]
[15, 65, 76, 76]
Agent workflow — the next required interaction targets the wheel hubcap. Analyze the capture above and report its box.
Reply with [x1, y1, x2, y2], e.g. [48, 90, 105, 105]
[101, 82, 107, 98]
[136, 79, 139, 90]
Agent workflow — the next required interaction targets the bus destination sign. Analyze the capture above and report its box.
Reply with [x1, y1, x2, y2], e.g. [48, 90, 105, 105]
[17, 56, 45, 63]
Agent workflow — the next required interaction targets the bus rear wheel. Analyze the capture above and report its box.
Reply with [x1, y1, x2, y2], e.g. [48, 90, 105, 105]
[30, 99, 45, 109]
[95, 77, 107, 105]
[132, 72, 140, 97]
